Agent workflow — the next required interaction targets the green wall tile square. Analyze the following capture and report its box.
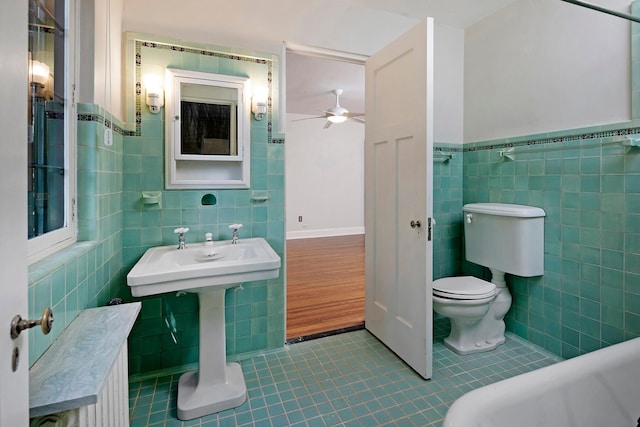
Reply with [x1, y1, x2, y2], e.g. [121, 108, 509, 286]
[602, 193, 625, 212]
[626, 233, 640, 254]
[580, 142, 601, 158]
[627, 194, 640, 213]
[580, 193, 601, 210]
[602, 155, 625, 174]
[627, 252, 640, 275]
[626, 174, 640, 193]
[601, 249, 624, 270]
[625, 153, 640, 173]
[545, 159, 562, 174]
[602, 175, 624, 192]
[601, 324, 624, 344]
[123, 154, 141, 173]
[580, 157, 601, 174]
[626, 312, 640, 335]
[580, 175, 600, 192]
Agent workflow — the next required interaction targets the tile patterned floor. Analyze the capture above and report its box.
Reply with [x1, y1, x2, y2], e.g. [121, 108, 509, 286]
[129, 320, 561, 426]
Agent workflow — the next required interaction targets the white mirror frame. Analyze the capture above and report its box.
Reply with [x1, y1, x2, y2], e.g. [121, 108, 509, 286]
[165, 68, 251, 189]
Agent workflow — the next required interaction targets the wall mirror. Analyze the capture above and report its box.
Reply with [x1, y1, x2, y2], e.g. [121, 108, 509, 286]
[165, 69, 251, 189]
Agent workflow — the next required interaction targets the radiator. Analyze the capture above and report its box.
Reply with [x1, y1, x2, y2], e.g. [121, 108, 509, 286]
[30, 345, 130, 427]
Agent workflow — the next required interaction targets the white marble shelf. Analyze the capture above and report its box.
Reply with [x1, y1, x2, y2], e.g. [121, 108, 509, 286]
[29, 302, 141, 418]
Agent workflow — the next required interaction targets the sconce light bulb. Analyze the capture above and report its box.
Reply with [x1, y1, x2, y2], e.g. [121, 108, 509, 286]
[29, 60, 50, 87]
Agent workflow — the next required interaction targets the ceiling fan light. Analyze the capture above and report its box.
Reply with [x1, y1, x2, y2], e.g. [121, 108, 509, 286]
[327, 115, 348, 124]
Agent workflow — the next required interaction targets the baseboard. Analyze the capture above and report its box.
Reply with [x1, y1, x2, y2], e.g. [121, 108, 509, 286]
[286, 226, 364, 240]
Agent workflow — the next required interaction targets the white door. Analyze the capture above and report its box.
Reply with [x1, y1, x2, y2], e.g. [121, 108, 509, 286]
[0, 1, 30, 425]
[364, 19, 434, 379]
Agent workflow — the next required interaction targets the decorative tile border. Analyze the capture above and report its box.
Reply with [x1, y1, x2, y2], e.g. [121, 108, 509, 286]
[464, 126, 640, 152]
[134, 39, 277, 143]
[47, 110, 133, 136]
[77, 113, 134, 136]
[29, 24, 55, 34]
[434, 145, 463, 153]
[46, 111, 64, 121]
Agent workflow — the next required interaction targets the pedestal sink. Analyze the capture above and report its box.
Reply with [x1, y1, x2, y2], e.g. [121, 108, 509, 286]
[127, 237, 281, 420]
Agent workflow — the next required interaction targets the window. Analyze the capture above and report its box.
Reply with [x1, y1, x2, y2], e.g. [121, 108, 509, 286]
[27, 0, 76, 263]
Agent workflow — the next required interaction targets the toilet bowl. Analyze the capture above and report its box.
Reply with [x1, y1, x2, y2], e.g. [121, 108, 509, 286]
[433, 276, 499, 355]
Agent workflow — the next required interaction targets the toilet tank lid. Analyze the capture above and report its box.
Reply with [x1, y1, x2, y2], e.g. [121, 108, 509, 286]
[463, 203, 545, 218]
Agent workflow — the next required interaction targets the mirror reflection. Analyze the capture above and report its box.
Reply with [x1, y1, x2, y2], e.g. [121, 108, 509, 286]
[180, 83, 238, 156]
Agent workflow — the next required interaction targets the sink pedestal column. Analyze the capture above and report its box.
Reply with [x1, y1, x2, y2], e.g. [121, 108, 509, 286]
[177, 287, 247, 420]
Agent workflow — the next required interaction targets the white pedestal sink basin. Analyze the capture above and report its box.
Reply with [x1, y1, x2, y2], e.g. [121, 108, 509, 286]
[127, 237, 281, 420]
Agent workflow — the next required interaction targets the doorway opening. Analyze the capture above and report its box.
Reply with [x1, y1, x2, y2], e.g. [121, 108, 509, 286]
[283, 44, 367, 341]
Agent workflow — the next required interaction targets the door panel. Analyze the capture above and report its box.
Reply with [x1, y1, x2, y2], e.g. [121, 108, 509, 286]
[365, 19, 434, 379]
[0, 0, 29, 425]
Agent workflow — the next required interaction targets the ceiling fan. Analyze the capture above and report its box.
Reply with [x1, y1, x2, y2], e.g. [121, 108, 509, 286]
[294, 89, 365, 128]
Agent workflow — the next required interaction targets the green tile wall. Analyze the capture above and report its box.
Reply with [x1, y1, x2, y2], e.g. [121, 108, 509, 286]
[122, 35, 285, 376]
[463, 126, 640, 358]
[433, 144, 464, 280]
[28, 105, 127, 366]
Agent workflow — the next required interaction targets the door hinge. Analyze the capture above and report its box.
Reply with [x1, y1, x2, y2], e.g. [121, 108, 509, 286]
[71, 197, 76, 222]
[427, 217, 432, 241]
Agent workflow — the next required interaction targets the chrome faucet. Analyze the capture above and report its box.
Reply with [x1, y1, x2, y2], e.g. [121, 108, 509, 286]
[229, 224, 243, 244]
[174, 227, 190, 249]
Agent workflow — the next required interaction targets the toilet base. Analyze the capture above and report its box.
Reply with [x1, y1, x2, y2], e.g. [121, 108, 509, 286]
[443, 334, 505, 355]
[434, 284, 512, 355]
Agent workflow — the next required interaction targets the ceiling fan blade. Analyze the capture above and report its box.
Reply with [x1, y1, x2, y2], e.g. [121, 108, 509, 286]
[351, 116, 365, 123]
[323, 120, 333, 129]
[347, 112, 365, 118]
[291, 116, 326, 122]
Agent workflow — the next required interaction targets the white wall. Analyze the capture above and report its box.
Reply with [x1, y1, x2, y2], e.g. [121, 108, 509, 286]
[79, 0, 124, 120]
[464, 0, 631, 142]
[434, 24, 465, 144]
[286, 114, 364, 239]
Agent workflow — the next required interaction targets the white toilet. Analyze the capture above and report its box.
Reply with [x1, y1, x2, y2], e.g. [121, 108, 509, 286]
[433, 203, 545, 355]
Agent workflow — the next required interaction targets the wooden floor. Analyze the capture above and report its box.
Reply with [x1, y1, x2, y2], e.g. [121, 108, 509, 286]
[286, 234, 365, 339]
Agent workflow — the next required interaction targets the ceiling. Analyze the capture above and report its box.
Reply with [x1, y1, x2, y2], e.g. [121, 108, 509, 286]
[284, 0, 519, 118]
[286, 53, 365, 117]
[123, 0, 520, 119]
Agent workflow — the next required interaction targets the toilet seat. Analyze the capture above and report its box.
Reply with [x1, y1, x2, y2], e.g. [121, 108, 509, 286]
[433, 276, 496, 300]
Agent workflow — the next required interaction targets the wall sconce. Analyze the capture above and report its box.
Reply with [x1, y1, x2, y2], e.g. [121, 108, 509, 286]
[29, 60, 50, 98]
[143, 73, 164, 114]
[252, 86, 268, 121]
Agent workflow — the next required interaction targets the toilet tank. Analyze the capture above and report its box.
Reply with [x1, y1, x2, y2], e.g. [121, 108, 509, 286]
[464, 203, 545, 277]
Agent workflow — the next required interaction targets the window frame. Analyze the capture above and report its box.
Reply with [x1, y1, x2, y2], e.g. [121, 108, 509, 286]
[27, 0, 78, 264]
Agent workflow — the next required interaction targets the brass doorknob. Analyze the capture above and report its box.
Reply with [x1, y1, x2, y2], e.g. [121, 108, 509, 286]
[10, 307, 53, 339]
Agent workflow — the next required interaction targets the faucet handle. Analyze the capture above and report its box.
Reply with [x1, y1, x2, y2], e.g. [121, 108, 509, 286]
[229, 224, 242, 244]
[174, 227, 190, 234]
